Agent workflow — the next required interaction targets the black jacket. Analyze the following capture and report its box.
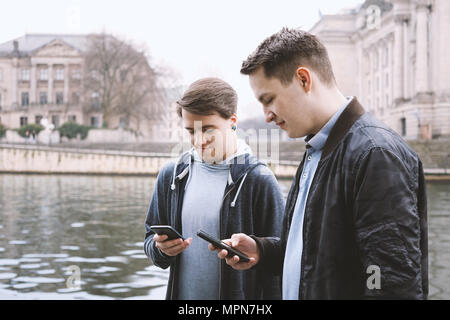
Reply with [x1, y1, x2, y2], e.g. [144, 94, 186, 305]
[144, 151, 285, 299]
[252, 98, 428, 299]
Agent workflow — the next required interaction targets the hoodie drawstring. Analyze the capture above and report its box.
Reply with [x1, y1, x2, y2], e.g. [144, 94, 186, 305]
[230, 172, 248, 208]
[171, 148, 194, 190]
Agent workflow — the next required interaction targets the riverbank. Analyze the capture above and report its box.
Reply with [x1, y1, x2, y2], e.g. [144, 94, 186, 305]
[1, 141, 449, 180]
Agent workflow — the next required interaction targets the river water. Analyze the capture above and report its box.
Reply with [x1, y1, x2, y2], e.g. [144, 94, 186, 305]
[0, 174, 448, 299]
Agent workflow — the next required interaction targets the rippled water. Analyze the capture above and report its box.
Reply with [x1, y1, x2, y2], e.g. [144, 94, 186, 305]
[0, 174, 448, 299]
[0, 174, 168, 299]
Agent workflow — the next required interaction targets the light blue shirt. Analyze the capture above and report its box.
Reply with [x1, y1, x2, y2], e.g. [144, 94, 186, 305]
[282, 97, 353, 300]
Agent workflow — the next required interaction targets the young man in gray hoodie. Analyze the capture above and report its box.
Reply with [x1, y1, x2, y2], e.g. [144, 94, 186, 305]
[144, 77, 285, 300]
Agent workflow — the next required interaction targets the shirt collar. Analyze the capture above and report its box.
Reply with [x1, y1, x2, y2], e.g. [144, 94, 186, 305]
[305, 96, 353, 151]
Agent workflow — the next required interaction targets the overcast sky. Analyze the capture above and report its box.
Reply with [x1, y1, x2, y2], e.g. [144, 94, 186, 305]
[0, 0, 363, 120]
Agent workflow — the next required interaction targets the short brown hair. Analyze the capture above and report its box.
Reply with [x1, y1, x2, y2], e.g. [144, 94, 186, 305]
[176, 77, 237, 118]
[240, 27, 336, 86]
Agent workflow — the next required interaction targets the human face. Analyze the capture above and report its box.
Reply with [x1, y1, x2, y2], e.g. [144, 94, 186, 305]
[182, 110, 237, 163]
[249, 67, 315, 138]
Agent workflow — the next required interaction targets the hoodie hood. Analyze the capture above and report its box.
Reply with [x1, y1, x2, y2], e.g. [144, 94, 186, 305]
[170, 139, 264, 207]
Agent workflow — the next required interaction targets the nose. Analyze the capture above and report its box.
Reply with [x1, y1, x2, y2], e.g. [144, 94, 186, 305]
[193, 131, 202, 146]
[193, 131, 209, 147]
[265, 110, 275, 124]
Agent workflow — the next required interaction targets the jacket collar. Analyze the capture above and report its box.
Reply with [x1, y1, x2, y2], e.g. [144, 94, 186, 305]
[321, 97, 365, 159]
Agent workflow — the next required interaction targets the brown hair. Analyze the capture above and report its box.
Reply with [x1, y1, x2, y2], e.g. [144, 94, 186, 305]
[240, 27, 336, 86]
[176, 77, 237, 118]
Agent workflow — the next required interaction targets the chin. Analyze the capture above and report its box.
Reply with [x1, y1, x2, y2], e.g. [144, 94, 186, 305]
[201, 148, 217, 162]
[286, 129, 301, 139]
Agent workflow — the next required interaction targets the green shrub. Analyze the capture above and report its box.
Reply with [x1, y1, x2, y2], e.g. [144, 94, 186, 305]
[17, 124, 45, 138]
[58, 122, 91, 140]
[0, 123, 6, 138]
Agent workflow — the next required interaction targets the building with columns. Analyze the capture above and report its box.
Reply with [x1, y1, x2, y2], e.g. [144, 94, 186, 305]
[0, 34, 181, 141]
[310, 0, 450, 140]
[0, 35, 96, 130]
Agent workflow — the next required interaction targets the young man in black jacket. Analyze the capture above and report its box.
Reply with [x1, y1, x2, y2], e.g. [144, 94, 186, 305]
[212, 28, 428, 300]
[144, 78, 285, 299]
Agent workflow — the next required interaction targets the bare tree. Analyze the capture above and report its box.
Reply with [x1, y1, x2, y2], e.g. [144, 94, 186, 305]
[82, 32, 167, 132]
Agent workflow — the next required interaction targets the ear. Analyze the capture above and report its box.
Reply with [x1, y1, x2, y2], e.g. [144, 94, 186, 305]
[295, 67, 312, 93]
[230, 113, 238, 127]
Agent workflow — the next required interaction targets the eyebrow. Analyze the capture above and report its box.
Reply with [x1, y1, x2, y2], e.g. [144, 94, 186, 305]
[184, 125, 216, 131]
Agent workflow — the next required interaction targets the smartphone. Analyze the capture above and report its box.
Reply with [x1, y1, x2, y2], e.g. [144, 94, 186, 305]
[197, 229, 250, 263]
[150, 225, 185, 240]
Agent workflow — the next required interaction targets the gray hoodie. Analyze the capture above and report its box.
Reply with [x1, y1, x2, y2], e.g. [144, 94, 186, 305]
[144, 140, 285, 299]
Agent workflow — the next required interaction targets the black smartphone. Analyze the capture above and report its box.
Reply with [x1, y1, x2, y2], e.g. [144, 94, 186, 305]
[197, 229, 250, 263]
[150, 225, 185, 240]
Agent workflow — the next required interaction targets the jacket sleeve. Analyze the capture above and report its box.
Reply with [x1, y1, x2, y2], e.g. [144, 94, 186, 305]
[251, 165, 285, 299]
[250, 235, 284, 276]
[143, 164, 177, 269]
[352, 146, 427, 299]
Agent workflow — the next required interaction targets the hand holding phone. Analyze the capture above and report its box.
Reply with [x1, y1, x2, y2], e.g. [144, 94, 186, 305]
[150, 225, 184, 240]
[197, 229, 250, 263]
[150, 225, 191, 257]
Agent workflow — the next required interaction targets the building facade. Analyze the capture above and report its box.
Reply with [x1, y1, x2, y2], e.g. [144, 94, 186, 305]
[310, 0, 450, 140]
[0, 35, 100, 131]
[0, 34, 180, 141]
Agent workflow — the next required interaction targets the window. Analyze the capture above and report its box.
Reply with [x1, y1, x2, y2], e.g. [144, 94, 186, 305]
[91, 116, 99, 128]
[119, 117, 127, 128]
[55, 68, 64, 80]
[373, 52, 379, 70]
[400, 118, 406, 136]
[72, 92, 80, 104]
[51, 115, 60, 128]
[384, 46, 389, 66]
[72, 69, 81, 80]
[120, 70, 127, 83]
[0, 69, 3, 81]
[35, 115, 43, 125]
[91, 92, 100, 108]
[20, 116, 28, 127]
[40, 92, 48, 105]
[56, 92, 64, 105]
[68, 115, 77, 123]
[21, 92, 29, 106]
[91, 70, 99, 80]
[0, 94, 2, 108]
[40, 68, 48, 80]
[21, 69, 30, 81]
[386, 73, 389, 88]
